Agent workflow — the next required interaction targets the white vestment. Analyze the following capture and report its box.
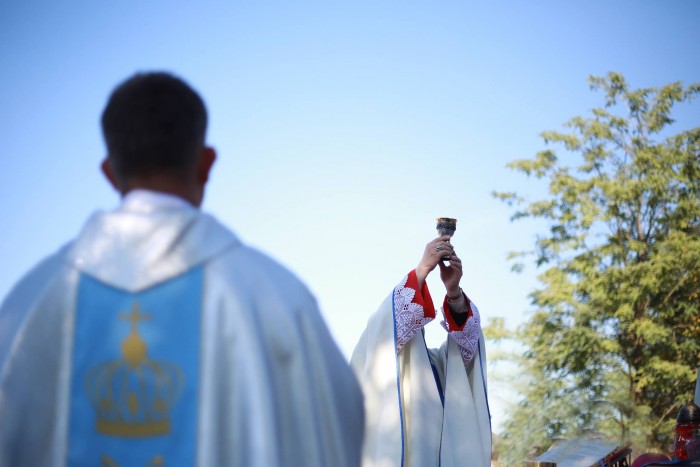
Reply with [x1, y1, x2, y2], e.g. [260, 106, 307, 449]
[0, 190, 364, 467]
[351, 272, 491, 467]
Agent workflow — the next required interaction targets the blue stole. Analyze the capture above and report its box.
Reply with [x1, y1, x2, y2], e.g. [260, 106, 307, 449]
[68, 267, 203, 467]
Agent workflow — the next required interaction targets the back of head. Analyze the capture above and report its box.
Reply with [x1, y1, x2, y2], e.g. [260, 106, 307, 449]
[101, 72, 208, 181]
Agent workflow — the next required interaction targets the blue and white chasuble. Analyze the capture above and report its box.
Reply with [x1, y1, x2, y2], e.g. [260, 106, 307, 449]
[0, 190, 364, 467]
[68, 268, 202, 466]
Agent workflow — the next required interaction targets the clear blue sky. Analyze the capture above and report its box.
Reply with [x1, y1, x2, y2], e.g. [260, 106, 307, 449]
[1, 0, 698, 433]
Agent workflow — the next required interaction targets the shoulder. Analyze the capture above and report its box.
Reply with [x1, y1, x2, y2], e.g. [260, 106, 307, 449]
[0, 243, 73, 360]
[1, 243, 73, 311]
[191, 214, 318, 312]
[208, 241, 315, 305]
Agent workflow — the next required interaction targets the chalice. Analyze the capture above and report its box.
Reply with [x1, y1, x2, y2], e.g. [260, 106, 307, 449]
[436, 217, 457, 261]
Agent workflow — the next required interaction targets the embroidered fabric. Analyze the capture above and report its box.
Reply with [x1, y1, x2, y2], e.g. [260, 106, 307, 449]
[393, 275, 433, 353]
[441, 305, 481, 367]
[393, 274, 482, 366]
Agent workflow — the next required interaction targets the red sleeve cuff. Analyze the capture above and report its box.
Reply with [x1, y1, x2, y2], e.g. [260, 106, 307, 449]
[406, 270, 436, 319]
[442, 291, 473, 332]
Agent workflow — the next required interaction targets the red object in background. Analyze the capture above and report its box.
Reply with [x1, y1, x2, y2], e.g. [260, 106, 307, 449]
[674, 400, 700, 460]
[630, 452, 671, 467]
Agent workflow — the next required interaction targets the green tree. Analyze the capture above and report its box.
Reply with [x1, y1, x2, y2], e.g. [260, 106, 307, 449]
[489, 72, 700, 465]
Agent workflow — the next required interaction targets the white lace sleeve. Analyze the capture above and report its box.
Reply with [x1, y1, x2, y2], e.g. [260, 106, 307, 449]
[442, 301, 481, 367]
[393, 276, 433, 354]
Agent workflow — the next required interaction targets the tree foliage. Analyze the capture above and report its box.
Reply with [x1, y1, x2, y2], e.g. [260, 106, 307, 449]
[489, 72, 700, 465]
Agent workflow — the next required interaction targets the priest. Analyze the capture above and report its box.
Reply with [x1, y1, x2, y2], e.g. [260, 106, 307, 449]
[351, 236, 491, 467]
[0, 72, 364, 467]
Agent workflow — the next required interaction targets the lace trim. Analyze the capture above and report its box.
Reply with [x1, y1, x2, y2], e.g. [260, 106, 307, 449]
[394, 276, 433, 353]
[441, 304, 480, 366]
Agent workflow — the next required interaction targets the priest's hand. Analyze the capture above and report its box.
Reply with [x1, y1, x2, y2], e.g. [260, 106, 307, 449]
[416, 236, 454, 288]
[438, 251, 462, 298]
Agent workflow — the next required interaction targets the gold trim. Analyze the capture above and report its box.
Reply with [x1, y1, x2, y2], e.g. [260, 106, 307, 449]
[96, 420, 170, 437]
[101, 454, 165, 466]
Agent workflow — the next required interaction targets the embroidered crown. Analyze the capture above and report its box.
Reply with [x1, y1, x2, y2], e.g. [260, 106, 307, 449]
[84, 303, 184, 437]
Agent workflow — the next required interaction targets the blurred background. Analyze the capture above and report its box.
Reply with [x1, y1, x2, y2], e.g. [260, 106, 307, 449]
[1, 0, 698, 434]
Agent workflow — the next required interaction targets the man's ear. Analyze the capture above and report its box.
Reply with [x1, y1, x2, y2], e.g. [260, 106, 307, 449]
[197, 146, 217, 185]
[101, 158, 120, 192]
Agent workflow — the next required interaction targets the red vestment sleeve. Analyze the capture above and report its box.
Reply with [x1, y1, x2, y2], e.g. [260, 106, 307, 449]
[441, 291, 473, 332]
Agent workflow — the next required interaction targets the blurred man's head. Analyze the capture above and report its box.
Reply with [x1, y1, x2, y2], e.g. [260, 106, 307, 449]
[100, 72, 215, 206]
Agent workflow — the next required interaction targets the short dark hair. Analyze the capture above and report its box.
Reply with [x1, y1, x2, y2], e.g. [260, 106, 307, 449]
[101, 72, 208, 179]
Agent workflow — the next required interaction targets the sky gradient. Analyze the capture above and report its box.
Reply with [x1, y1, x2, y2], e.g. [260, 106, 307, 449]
[1, 0, 698, 433]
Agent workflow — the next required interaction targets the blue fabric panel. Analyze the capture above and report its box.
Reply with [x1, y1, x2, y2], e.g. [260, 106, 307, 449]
[68, 267, 203, 467]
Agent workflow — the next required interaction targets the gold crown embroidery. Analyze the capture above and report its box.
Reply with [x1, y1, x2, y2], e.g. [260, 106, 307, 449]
[85, 303, 184, 437]
[102, 454, 164, 466]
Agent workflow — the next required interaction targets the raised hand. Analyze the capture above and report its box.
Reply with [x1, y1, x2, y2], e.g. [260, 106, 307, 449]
[416, 235, 455, 288]
[438, 251, 462, 298]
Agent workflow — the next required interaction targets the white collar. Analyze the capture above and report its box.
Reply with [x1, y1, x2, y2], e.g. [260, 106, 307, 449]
[120, 189, 194, 210]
